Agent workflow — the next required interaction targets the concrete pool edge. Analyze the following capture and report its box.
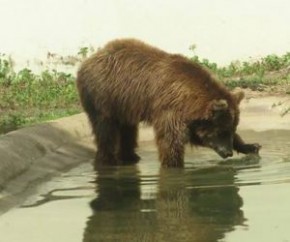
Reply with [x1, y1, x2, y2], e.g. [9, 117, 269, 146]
[0, 112, 154, 199]
[0, 113, 94, 191]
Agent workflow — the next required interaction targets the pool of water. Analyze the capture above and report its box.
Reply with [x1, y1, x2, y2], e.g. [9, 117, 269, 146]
[0, 130, 290, 242]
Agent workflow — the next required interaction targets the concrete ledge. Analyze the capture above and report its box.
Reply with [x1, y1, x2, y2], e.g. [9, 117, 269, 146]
[0, 113, 94, 190]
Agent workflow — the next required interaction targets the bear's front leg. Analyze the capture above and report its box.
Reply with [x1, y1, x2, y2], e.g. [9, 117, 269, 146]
[153, 114, 186, 167]
[233, 133, 261, 154]
[154, 121, 185, 167]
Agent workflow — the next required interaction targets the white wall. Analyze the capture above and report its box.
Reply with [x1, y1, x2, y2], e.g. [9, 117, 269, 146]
[1, 0, 290, 68]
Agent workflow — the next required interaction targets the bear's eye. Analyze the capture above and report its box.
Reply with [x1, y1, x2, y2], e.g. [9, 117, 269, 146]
[196, 126, 216, 138]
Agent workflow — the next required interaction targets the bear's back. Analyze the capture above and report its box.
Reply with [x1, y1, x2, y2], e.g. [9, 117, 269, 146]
[103, 38, 168, 59]
[77, 39, 237, 124]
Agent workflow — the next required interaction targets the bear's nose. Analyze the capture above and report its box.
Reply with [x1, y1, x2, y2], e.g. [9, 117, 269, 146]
[218, 148, 233, 158]
[225, 150, 233, 157]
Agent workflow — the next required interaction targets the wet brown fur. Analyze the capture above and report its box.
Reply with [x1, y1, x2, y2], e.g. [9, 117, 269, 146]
[76, 39, 257, 167]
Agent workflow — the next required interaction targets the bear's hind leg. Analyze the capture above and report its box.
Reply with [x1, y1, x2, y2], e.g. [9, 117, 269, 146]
[79, 88, 120, 166]
[119, 124, 140, 164]
[93, 118, 121, 166]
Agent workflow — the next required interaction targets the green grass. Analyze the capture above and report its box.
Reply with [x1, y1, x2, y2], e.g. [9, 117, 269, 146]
[189, 45, 290, 90]
[190, 47, 290, 76]
[0, 54, 81, 134]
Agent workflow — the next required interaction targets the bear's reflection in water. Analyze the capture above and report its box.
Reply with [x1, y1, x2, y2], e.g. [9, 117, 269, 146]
[83, 165, 245, 242]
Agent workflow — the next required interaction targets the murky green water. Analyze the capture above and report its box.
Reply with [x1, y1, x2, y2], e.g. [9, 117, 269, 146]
[0, 130, 290, 242]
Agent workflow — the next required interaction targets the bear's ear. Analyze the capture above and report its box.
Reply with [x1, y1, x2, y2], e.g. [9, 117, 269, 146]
[208, 99, 228, 119]
[212, 99, 228, 111]
[232, 90, 244, 104]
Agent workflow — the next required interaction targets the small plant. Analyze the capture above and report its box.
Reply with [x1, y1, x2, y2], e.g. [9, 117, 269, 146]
[281, 107, 290, 117]
[78, 47, 89, 59]
[0, 54, 15, 85]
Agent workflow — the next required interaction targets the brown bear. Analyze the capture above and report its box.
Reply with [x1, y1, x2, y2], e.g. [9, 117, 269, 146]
[76, 39, 260, 167]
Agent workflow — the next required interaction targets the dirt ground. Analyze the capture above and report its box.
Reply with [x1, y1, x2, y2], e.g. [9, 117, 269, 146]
[238, 88, 290, 131]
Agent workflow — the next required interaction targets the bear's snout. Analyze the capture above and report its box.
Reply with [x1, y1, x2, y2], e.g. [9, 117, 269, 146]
[216, 147, 233, 159]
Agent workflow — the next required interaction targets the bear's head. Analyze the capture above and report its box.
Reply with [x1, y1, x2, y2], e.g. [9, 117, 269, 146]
[188, 91, 244, 158]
